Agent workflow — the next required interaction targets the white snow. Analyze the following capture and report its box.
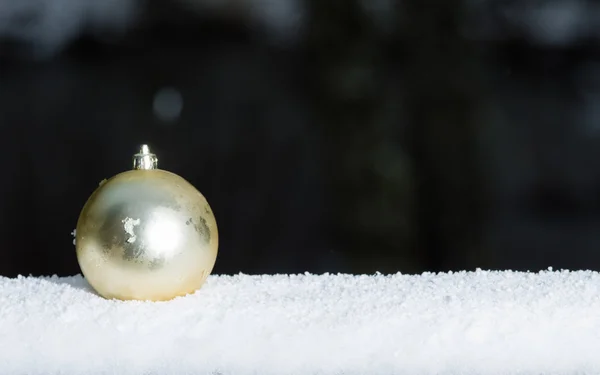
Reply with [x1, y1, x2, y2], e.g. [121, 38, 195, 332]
[122, 217, 141, 244]
[1, 270, 600, 374]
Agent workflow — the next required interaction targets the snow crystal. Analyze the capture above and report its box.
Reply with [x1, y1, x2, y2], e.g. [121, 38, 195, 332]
[1, 270, 600, 374]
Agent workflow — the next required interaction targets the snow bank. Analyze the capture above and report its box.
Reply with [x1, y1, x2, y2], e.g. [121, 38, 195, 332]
[1, 270, 600, 374]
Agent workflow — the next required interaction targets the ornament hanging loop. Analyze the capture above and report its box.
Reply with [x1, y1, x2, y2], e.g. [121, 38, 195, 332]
[133, 144, 158, 170]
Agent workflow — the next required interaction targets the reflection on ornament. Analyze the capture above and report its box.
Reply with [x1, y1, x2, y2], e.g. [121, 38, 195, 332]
[75, 145, 219, 301]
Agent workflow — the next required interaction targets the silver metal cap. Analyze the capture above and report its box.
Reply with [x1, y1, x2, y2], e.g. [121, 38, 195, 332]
[133, 144, 158, 170]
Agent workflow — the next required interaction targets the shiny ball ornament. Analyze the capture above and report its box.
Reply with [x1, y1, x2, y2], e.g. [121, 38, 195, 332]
[75, 145, 218, 301]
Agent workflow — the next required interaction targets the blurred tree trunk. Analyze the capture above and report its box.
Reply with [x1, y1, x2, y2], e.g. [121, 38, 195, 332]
[401, 0, 489, 271]
[303, 0, 418, 273]
[304, 0, 489, 273]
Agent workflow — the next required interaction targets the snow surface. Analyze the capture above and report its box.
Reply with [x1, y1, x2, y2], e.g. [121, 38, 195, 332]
[1, 270, 600, 374]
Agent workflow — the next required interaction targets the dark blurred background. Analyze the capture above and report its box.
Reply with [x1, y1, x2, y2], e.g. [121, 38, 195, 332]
[1, 0, 599, 277]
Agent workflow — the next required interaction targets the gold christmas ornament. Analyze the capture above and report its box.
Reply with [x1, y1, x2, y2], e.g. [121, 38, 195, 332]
[75, 145, 218, 301]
